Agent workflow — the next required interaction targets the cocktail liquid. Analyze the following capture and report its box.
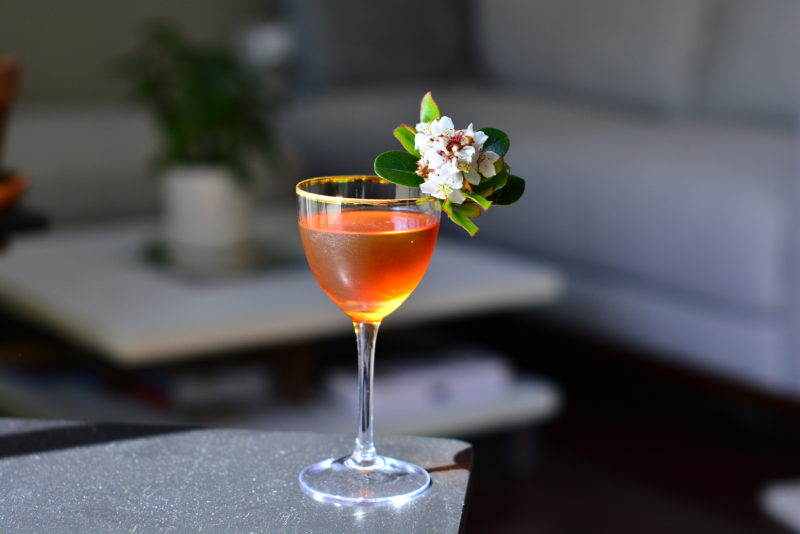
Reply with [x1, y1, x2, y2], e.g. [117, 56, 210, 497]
[299, 209, 439, 323]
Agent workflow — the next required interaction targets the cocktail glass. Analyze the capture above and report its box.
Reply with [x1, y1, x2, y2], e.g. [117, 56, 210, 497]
[296, 175, 441, 504]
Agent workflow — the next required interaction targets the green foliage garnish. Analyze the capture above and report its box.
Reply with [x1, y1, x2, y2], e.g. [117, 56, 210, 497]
[420, 91, 441, 123]
[479, 128, 511, 158]
[443, 201, 479, 236]
[373, 151, 423, 188]
[393, 125, 420, 157]
[491, 175, 525, 206]
[374, 92, 525, 235]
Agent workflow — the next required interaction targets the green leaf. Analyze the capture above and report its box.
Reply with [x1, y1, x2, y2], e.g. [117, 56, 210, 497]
[457, 202, 482, 218]
[490, 175, 525, 206]
[491, 164, 510, 189]
[494, 156, 505, 174]
[374, 151, 423, 188]
[118, 22, 279, 185]
[465, 192, 492, 211]
[420, 91, 441, 123]
[479, 127, 510, 157]
[443, 200, 479, 237]
[393, 124, 419, 157]
[475, 163, 510, 197]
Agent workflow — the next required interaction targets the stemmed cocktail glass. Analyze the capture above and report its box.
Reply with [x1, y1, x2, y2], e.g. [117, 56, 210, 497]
[296, 175, 441, 504]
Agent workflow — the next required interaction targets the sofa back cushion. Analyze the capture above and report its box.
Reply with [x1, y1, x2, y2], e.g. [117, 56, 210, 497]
[701, 0, 800, 123]
[285, 0, 469, 91]
[475, 0, 711, 111]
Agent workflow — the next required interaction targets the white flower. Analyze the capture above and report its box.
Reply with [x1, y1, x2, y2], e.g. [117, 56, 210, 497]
[415, 132, 428, 153]
[422, 138, 449, 167]
[415, 117, 455, 154]
[420, 163, 465, 203]
[436, 165, 464, 190]
[473, 128, 488, 150]
[459, 124, 480, 149]
[463, 164, 482, 186]
[415, 116, 499, 203]
[446, 187, 466, 204]
[421, 178, 466, 204]
[416, 116, 454, 137]
[454, 144, 476, 167]
[476, 150, 499, 178]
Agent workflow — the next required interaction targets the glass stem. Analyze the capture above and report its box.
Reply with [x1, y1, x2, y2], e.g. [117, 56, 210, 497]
[350, 320, 380, 467]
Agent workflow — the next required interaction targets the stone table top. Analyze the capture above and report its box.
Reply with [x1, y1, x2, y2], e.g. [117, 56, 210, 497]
[0, 418, 472, 534]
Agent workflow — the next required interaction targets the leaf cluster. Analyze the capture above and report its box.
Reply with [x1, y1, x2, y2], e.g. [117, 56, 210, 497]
[374, 92, 525, 235]
[118, 22, 276, 185]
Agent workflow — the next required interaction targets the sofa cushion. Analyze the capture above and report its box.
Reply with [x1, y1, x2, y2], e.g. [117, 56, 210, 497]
[702, 0, 800, 123]
[284, 0, 469, 91]
[281, 87, 793, 311]
[474, 0, 711, 111]
[469, 97, 792, 312]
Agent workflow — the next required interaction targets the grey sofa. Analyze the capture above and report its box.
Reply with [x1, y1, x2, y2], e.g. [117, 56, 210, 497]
[278, 0, 800, 397]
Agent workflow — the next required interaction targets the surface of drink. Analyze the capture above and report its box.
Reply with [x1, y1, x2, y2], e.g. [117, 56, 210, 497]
[299, 208, 440, 323]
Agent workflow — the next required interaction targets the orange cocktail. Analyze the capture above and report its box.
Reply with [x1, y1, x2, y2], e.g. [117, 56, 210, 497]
[299, 209, 439, 323]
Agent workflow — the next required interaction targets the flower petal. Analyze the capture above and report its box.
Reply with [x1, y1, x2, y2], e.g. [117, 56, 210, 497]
[478, 151, 499, 177]
[420, 180, 444, 199]
[456, 145, 475, 161]
[415, 133, 430, 152]
[430, 116, 454, 136]
[464, 166, 481, 185]
[448, 188, 466, 204]
[473, 130, 488, 149]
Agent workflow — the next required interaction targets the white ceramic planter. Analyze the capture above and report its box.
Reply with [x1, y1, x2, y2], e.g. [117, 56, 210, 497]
[161, 165, 257, 275]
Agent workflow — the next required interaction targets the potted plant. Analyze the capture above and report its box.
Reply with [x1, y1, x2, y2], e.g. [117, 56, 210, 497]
[120, 23, 276, 274]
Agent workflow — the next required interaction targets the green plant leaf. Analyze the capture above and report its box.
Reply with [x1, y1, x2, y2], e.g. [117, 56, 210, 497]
[491, 164, 511, 189]
[420, 91, 441, 123]
[465, 192, 492, 211]
[494, 156, 505, 174]
[475, 163, 510, 197]
[117, 22, 279, 184]
[443, 200, 479, 236]
[374, 151, 423, 188]
[393, 124, 419, 157]
[457, 202, 482, 218]
[479, 127, 510, 157]
[490, 175, 525, 206]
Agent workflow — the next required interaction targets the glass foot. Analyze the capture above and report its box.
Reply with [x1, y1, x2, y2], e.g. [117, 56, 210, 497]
[299, 455, 431, 505]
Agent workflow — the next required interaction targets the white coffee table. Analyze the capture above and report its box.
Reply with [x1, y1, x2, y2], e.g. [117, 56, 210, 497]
[0, 206, 564, 367]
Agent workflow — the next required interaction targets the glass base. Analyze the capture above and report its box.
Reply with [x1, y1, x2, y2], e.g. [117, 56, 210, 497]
[299, 455, 431, 505]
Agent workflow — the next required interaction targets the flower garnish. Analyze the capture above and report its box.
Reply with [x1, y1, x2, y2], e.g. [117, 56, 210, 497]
[374, 92, 524, 235]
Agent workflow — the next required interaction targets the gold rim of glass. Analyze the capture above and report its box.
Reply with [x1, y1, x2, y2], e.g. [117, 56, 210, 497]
[296, 175, 438, 206]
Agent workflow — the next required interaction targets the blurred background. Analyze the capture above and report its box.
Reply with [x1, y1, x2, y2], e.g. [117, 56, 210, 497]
[3, 0, 800, 532]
